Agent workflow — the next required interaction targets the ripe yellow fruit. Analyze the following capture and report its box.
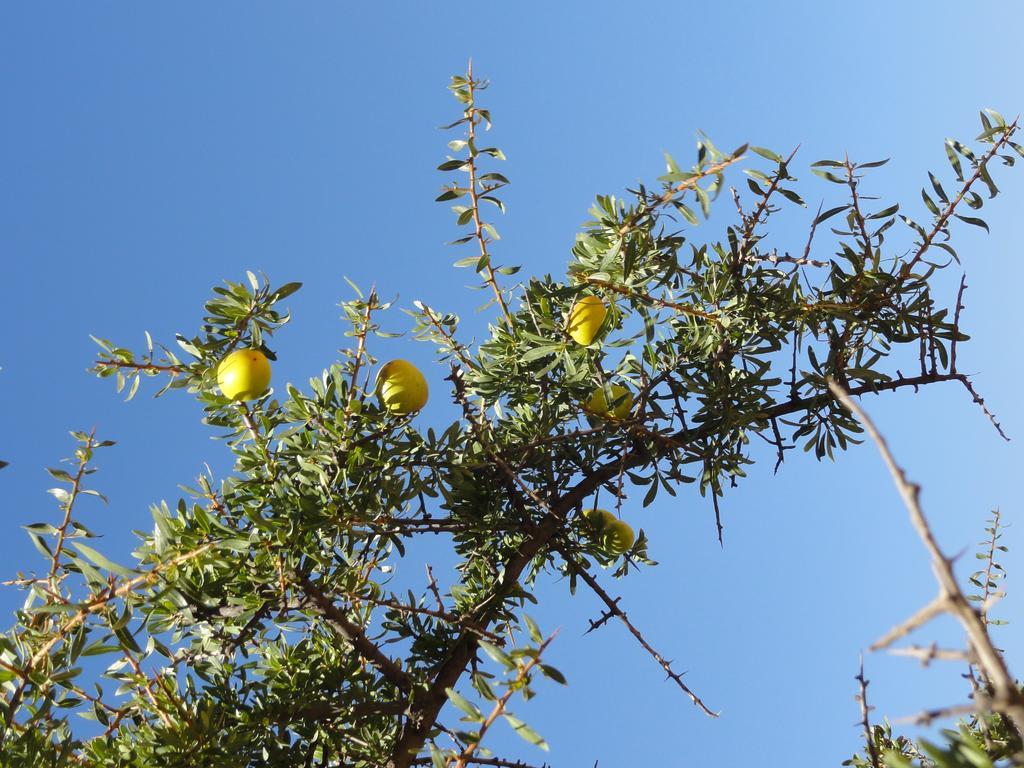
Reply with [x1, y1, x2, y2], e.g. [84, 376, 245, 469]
[585, 384, 633, 421]
[582, 508, 635, 555]
[567, 295, 607, 346]
[376, 359, 428, 414]
[604, 518, 635, 555]
[216, 349, 272, 401]
[583, 508, 613, 531]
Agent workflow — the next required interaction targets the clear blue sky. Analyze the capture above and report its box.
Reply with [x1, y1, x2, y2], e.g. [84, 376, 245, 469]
[2, 2, 1022, 765]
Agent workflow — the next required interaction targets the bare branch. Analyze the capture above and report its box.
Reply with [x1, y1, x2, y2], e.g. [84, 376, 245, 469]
[855, 657, 880, 768]
[558, 548, 717, 718]
[888, 644, 971, 666]
[829, 379, 1024, 734]
[869, 595, 947, 653]
[957, 376, 1009, 442]
[896, 703, 980, 727]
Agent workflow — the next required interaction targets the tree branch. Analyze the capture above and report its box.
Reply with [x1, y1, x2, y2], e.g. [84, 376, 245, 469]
[558, 548, 717, 717]
[297, 576, 413, 694]
[829, 379, 1024, 735]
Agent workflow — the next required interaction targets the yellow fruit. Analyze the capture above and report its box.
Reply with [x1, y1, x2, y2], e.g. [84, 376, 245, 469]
[217, 349, 272, 401]
[567, 295, 607, 346]
[582, 508, 634, 555]
[603, 518, 635, 555]
[585, 384, 633, 421]
[583, 508, 612, 532]
[377, 359, 428, 414]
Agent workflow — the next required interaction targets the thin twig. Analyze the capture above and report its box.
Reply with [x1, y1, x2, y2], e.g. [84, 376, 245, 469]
[465, 61, 514, 329]
[855, 656, 880, 768]
[888, 644, 970, 665]
[950, 274, 967, 373]
[47, 431, 97, 587]
[558, 548, 717, 718]
[869, 596, 947, 652]
[957, 376, 1009, 441]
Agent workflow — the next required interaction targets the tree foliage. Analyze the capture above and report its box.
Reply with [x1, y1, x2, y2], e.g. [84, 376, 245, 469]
[1, 70, 1022, 767]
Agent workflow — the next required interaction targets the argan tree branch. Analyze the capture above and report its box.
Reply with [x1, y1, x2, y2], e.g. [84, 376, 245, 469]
[828, 380, 1024, 735]
[558, 547, 717, 717]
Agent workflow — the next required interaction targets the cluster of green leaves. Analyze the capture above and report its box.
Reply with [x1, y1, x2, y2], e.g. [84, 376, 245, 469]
[2, 70, 1022, 768]
[92, 273, 299, 406]
[848, 722, 1012, 768]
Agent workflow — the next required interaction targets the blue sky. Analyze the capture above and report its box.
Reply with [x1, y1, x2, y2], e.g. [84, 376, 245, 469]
[2, 2, 1022, 765]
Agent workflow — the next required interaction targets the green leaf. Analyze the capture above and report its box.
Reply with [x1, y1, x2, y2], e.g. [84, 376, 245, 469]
[945, 139, 964, 181]
[523, 614, 542, 644]
[503, 714, 549, 750]
[26, 530, 53, 559]
[672, 200, 699, 225]
[113, 622, 142, 654]
[778, 188, 805, 206]
[445, 688, 483, 721]
[436, 188, 467, 202]
[477, 640, 515, 670]
[811, 168, 846, 184]
[750, 146, 782, 162]
[920, 189, 940, 215]
[814, 205, 849, 225]
[271, 282, 303, 301]
[539, 664, 567, 685]
[978, 162, 999, 198]
[867, 204, 899, 220]
[899, 215, 927, 239]
[955, 214, 989, 233]
[74, 543, 135, 577]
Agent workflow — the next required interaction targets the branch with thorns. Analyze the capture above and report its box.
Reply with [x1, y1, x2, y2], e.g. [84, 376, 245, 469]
[828, 379, 1024, 736]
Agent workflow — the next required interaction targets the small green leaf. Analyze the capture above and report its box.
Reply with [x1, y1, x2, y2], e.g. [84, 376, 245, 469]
[503, 714, 549, 750]
[74, 543, 135, 577]
[944, 139, 964, 180]
[750, 146, 782, 162]
[523, 614, 542, 644]
[445, 688, 484, 722]
[478, 640, 514, 670]
[540, 664, 567, 685]
[814, 205, 849, 225]
[867, 204, 899, 220]
[955, 214, 989, 233]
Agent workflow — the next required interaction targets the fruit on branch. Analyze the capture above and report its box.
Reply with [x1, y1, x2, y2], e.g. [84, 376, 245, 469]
[567, 295, 608, 346]
[376, 359, 429, 414]
[582, 508, 635, 555]
[604, 517, 635, 555]
[584, 383, 633, 422]
[216, 349, 272, 401]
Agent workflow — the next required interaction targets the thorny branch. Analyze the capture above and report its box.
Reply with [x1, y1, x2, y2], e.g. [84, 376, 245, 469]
[828, 380, 1024, 735]
[557, 547, 717, 718]
[855, 657, 880, 768]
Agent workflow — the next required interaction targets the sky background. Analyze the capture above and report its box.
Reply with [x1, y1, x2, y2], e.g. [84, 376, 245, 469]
[2, 2, 1022, 766]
